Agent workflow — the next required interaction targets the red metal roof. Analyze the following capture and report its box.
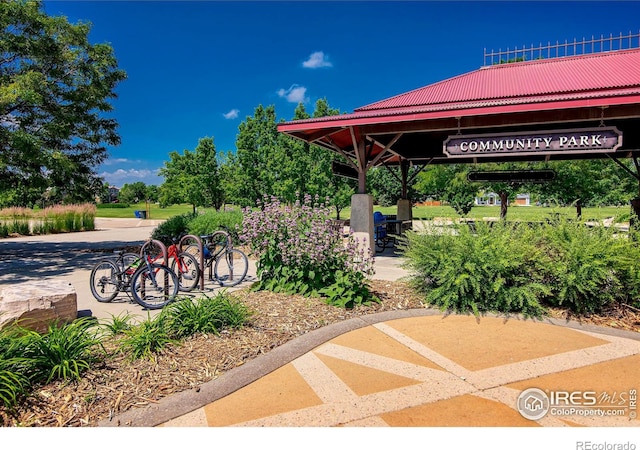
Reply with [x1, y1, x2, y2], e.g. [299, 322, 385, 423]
[356, 48, 640, 111]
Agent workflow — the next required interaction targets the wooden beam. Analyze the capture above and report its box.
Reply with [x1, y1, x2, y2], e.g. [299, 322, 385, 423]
[366, 133, 403, 169]
[349, 127, 363, 171]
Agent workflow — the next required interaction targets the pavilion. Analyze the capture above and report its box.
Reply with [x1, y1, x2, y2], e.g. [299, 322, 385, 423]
[277, 37, 640, 251]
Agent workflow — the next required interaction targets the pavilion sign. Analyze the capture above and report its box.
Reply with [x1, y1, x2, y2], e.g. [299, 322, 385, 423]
[443, 127, 622, 158]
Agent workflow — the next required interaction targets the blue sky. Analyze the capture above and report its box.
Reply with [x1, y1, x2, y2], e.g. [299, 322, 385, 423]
[42, 1, 640, 188]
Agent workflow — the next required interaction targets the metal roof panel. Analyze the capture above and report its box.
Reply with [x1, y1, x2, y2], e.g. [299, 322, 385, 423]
[355, 49, 640, 111]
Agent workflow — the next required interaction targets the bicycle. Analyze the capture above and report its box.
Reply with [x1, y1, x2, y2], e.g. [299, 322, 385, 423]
[123, 236, 200, 292]
[89, 242, 180, 310]
[164, 236, 200, 292]
[185, 231, 248, 287]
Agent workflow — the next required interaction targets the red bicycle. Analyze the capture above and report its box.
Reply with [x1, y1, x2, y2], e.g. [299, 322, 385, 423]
[122, 237, 200, 292]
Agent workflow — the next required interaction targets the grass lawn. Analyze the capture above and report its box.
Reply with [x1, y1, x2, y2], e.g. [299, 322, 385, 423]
[97, 202, 633, 223]
[339, 204, 632, 222]
[95, 203, 243, 220]
[96, 203, 195, 220]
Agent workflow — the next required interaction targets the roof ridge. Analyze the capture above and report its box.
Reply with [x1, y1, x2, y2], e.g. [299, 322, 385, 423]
[480, 46, 640, 70]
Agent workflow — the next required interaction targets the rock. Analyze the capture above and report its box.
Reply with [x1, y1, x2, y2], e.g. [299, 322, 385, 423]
[0, 280, 78, 333]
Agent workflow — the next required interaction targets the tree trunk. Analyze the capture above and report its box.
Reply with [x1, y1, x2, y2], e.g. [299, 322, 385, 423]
[499, 191, 508, 219]
[576, 199, 582, 219]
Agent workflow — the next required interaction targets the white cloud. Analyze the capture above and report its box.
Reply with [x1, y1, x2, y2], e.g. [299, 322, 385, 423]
[102, 158, 131, 166]
[100, 168, 162, 187]
[223, 109, 239, 120]
[277, 85, 308, 103]
[302, 51, 332, 69]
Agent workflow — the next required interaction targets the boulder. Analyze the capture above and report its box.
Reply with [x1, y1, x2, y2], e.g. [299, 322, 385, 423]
[0, 280, 78, 333]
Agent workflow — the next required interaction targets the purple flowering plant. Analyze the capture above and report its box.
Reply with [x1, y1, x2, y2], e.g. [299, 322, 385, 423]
[239, 194, 378, 307]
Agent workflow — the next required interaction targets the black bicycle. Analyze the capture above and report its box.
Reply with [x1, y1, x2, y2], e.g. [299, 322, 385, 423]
[89, 243, 179, 309]
[184, 231, 249, 287]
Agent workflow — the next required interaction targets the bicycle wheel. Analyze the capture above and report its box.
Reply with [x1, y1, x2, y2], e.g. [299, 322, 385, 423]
[89, 259, 120, 302]
[213, 249, 248, 287]
[130, 263, 179, 310]
[171, 251, 201, 292]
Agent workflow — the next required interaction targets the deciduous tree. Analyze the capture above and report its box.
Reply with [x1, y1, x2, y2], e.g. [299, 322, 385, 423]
[0, 0, 126, 206]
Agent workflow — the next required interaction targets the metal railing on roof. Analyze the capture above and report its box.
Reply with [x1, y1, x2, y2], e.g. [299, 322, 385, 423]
[483, 31, 640, 66]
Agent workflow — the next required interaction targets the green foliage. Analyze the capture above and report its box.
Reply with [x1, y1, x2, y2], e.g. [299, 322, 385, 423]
[403, 218, 640, 316]
[151, 212, 197, 246]
[160, 293, 251, 339]
[159, 137, 224, 211]
[97, 203, 131, 209]
[119, 294, 250, 359]
[118, 182, 149, 204]
[241, 195, 378, 307]
[541, 220, 632, 313]
[0, 0, 127, 207]
[443, 171, 477, 216]
[402, 221, 549, 317]
[318, 270, 376, 309]
[224, 100, 353, 211]
[17, 318, 104, 383]
[0, 204, 95, 236]
[119, 314, 174, 361]
[0, 327, 30, 409]
[99, 312, 136, 337]
[187, 209, 243, 244]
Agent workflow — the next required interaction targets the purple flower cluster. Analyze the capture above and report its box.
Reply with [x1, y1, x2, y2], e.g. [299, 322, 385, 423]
[239, 194, 374, 277]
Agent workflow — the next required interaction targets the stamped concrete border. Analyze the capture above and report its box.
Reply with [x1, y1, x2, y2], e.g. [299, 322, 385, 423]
[98, 308, 639, 427]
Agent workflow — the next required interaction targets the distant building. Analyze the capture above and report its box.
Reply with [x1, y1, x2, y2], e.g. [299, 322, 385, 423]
[475, 192, 530, 206]
[108, 186, 120, 203]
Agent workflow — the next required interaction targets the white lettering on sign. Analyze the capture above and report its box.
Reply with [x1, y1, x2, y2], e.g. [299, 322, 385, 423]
[444, 127, 622, 158]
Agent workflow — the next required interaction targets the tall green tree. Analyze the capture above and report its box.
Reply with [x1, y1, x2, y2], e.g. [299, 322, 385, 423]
[118, 182, 148, 204]
[231, 105, 282, 206]
[415, 164, 477, 216]
[227, 99, 353, 213]
[159, 137, 223, 212]
[0, 0, 126, 207]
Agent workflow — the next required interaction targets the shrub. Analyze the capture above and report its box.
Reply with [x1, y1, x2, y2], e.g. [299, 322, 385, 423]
[99, 312, 137, 337]
[97, 203, 131, 209]
[16, 318, 104, 383]
[119, 313, 175, 360]
[151, 212, 197, 246]
[541, 220, 632, 314]
[402, 221, 550, 318]
[0, 327, 31, 409]
[187, 209, 243, 245]
[161, 292, 251, 339]
[240, 194, 377, 308]
[403, 218, 640, 317]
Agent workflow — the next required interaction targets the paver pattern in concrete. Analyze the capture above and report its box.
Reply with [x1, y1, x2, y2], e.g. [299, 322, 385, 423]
[139, 313, 638, 428]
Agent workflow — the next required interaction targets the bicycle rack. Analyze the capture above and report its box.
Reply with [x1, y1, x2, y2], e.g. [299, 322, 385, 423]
[200, 230, 234, 284]
[179, 234, 204, 291]
[140, 239, 169, 298]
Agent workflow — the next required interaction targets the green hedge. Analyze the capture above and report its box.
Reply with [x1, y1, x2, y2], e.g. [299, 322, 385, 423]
[402, 219, 640, 317]
[150, 209, 243, 246]
[96, 203, 131, 209]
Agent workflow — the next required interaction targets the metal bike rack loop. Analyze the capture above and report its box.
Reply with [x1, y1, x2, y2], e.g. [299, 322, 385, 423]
[179, 234, 204, 291]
